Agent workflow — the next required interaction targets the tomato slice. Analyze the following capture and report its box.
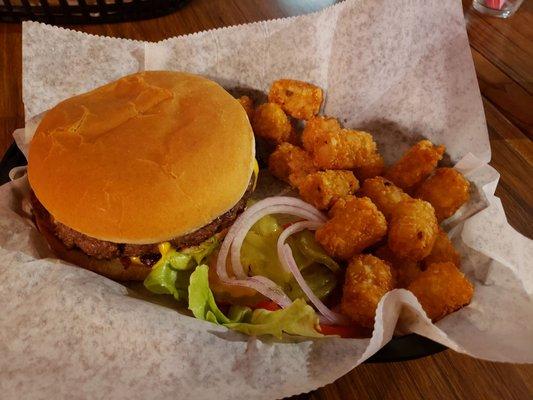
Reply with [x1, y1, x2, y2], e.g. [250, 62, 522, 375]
[281, 219, 305, 229]
[318, 324, 362, 338]
[251, 300, 281, 311]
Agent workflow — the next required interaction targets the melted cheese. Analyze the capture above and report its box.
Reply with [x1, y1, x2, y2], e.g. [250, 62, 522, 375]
[130, 256, 142, 265]
[252, 158, 259, 191]
[129, 241, 173, 265]
[158, 242, 172, 256]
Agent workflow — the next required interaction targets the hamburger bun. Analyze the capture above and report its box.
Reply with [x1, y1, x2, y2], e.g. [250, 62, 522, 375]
[28, 71, 255, 245]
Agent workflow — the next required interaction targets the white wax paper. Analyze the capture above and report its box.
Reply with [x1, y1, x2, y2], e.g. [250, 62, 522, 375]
[1, 1, 532, 399]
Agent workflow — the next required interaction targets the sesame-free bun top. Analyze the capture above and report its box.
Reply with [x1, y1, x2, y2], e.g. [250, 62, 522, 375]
[28, 71, 255, 244]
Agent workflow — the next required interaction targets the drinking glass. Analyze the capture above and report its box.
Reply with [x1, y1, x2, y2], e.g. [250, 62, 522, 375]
[473, 0, 525, 18]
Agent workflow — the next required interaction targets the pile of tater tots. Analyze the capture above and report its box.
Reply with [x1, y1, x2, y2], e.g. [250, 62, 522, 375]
[238, 79, 474, 328]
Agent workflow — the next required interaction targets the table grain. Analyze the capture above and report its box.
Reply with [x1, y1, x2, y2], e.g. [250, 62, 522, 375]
[0, 1, 532, 399]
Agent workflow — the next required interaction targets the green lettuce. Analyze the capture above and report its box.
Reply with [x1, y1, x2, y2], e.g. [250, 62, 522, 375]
[188, 264, 250, 324]
[226, 300, 322, 339]
[143, 260, 183, 301]
[142, 214, 338, 338]
[241, 214, 293, 284]
[143, 236, 220, 301]
[291, 230, 340, 274]
[285, 264, 337, 302]
[182, 236, 220, 265]
[241, 215, 340, 301]
[188, 265, 322, 338]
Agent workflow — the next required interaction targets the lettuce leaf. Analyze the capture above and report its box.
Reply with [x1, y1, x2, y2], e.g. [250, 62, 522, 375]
[285, 263, 337, 302]
[291, 230, 340, 274]
[188, 265, 321, 338]
[167, 251, 194, 270]
[241, 215, 340, 301]
[143, 260, 182, 301]
[144, 237, 219, 300]
[226, 299, 322, 339]
[188, 264, 235, 324]
[182, 236, 220, 265]
[241, 215, 293, 284]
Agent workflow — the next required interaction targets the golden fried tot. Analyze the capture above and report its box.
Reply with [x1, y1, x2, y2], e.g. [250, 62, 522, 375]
[298, 170, 359, 210]
[385, 140, 445, 191]
[268, 142, 317, 188]
[316, 196, 387, 260]
[353, 152, 385, 181]
[388, 198, 438, 261]
[301, 116, 341, 151]
[423, 228, 460, 269]
[340, 254, 394, 328]
[415, 167, 470, 221]
[237, 95, 254, 120]
[302, 116, 378, 170]
[408, 262, 474, 321]
[268, 79, 323, 120]
[375, 245, 422, 289]
[252, 102, 295, 144]
[359, 176, 411, 220]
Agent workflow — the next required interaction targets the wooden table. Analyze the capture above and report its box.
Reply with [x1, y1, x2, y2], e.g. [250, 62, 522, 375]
[1, 1, 532, 399]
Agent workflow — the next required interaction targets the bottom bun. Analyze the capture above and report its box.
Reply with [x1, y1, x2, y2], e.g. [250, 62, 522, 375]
[35, 216, 151, 281]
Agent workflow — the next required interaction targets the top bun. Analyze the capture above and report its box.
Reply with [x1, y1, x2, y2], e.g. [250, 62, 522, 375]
[28, 71, 255, 244]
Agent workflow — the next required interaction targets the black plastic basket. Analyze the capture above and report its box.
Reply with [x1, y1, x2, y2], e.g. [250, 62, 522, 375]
[0, 0, 189, 24]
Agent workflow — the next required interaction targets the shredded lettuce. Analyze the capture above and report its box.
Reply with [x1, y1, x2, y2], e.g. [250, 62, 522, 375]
[188, 265, 321, 338]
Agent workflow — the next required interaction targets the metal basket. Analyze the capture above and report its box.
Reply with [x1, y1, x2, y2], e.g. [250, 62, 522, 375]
[0, 0, 189, 23]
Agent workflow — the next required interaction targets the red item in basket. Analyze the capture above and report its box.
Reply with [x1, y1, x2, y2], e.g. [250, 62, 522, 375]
[485, 0, 506, 9]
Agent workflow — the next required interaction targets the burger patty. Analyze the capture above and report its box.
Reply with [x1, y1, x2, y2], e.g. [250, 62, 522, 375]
[30, 179, 254, 260]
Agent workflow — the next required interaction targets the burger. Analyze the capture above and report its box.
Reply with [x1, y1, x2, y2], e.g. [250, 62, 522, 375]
[27, 72, 346, 339]
[28, 71, 256, 281]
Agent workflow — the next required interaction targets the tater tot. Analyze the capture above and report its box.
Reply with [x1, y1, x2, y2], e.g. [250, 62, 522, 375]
[388, 198, 438, 261]
[415, 167, 470, 221]
[268, 142, 317, 187]
[340, 254, 394, 328]
[302, 116, 379, 170]
[316, 196, 387, 260]
[268, 79, 323, 120]
[359, 176, 411, 220]
[423, 228, 460, 268]
[237, 95, 254, 120]
[408, 262, 474, 321]
[298, 170, 359, 210]
[252, 103, 295, 144]
[385, 140, 445, 191]
[375, 245, 422, 289]
[353, 152, 385, 181]
[301, 116, 341, 151]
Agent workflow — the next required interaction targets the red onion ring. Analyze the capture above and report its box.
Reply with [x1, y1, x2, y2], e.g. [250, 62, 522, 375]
[277, 221, 350, 325]
[225, 276, 292, 308]
[230, 204, 326, 279]
[214, 197, 326, 308]
[216, 197, 326, 280]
